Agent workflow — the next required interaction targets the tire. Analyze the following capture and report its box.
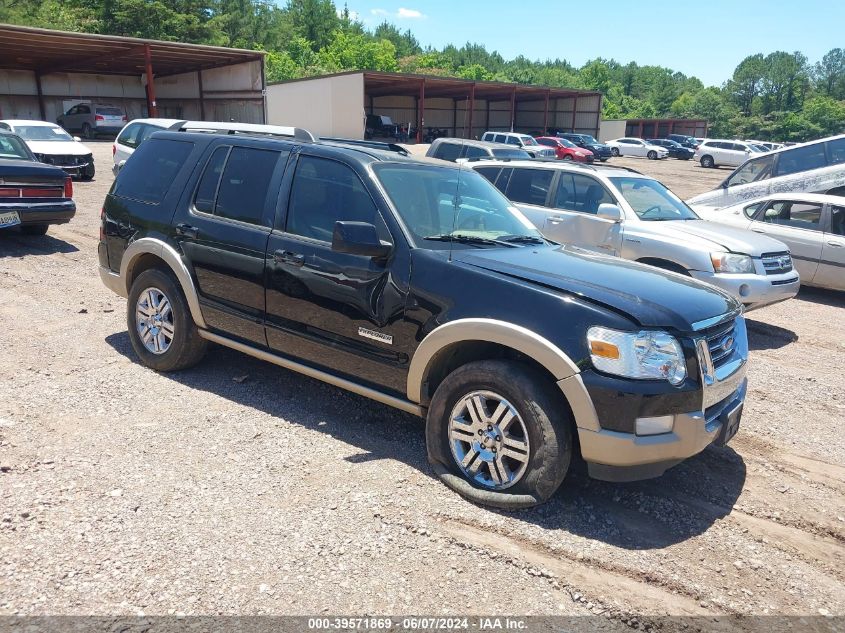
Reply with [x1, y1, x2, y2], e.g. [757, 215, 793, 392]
[20, 223, 49, 236]
[82, 123, 94, 140]
[426, 359, 573, 509]
[81, 162, 95, 181]
[562, 154, 573, 161]
[700, 155, 715, 168]
[611, 147, 620, 157]
[647, 150, 657, 160]
[126, 268, 207, 372]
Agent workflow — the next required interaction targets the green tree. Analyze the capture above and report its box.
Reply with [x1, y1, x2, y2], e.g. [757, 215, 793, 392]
[727, 53, 765, 115]
[814, 48, 845, 99]
[373, 21, 421, 58]
[287, 0, 339, 51]
[318, 30, 397, 72]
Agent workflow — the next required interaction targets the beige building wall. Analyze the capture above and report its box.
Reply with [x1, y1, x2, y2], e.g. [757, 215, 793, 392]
[599, 119, 627, 142]
[266, 73, 364, 138]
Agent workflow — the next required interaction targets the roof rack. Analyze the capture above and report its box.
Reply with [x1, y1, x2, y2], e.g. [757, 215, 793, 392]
[169, 120, 316, 143]
[460, 155, 643, 176]
[320, 137, 409, 155]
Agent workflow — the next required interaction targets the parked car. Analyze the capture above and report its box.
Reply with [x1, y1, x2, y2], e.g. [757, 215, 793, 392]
[694, 139, 763, 168]
[647, 139, 695, 160]
[480, 132, 556, 158]
[557, 133, 612, 162]
[696, 193, 845, 291]
[535, 136, 594, 162]
[605, 138, 669, 159]
[0, 130, 75, 235]
[113, 118, 182, 175]
[57, 103, 127, 139]
[469, 159, 799, 310]
[99, 121, 749, 508]
[426, 138, 532, 162]
[0, 120, 94, 180]
[744, 140, 784, 152]
[667, 134, 700, 149]
[365, 114, 400, 140]
[687, 134, 845, 211]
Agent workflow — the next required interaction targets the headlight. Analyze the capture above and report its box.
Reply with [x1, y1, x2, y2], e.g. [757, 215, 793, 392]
[711, 252, 755, 274]
[587, 327, 687, 385]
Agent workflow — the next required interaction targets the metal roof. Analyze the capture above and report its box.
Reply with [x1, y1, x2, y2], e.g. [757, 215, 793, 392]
[0, 24, 264, 77]
[272, 70, 601, 102]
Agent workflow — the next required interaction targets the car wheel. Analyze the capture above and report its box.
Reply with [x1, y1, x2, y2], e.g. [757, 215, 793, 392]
[700, 155, 715, 168]
[81, 163, 95, 181]
[20, 223, 49, 236]
[611, 147, 620, 157]
[426, 359, 572, 509]
[82, 123, 94, 139]
[127, 268, 207, 372]
[562, 155, 573, 161]
[647, 150, 657, 160]
[599, 157, 609, 162]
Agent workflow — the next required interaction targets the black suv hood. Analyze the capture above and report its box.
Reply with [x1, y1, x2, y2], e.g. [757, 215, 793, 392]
[455, 246, 739, 332]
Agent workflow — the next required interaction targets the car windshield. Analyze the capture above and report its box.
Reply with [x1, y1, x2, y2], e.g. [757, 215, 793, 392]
[373, 163, 543, 250]
[609, 176, 699, 221]
[0, 135, 33, 160]
[520, 136, 539, 146]
[14, 125, 73, 142]
[491, 148, 531, 158]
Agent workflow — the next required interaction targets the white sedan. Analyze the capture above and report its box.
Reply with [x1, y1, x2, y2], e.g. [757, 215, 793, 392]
[0, 119, 94, 180]
[606, 137, 669, 159]
[697, 192, 845, 291]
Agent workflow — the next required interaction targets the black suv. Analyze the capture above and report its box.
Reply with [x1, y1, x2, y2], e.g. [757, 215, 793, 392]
[557, 133, 612, 162]
[99, 121, 748, 509]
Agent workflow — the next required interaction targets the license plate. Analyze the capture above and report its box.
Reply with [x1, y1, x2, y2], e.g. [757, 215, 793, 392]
[0, 210, 21, 228]
[716, 403, 742, 446]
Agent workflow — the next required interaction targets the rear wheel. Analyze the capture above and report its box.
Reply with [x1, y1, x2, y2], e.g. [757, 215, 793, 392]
[82, 123, 94, 139]
[700, 155, 715, 168]
[611, 147, 620, 157]
[127, 268, 207, 372]
[426, 360, 572, 509]
[647, 150, 657, 160]
[20, 223, 49, 236]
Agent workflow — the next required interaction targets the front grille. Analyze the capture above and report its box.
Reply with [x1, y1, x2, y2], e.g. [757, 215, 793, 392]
[703, 320, 737, 368]
[40, 154, 90, 166]
[761, 251, 793, 275]
[771, 276, 799, 286]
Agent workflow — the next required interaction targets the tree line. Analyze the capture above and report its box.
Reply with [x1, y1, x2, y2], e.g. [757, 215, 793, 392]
[3, 0, 844, 141]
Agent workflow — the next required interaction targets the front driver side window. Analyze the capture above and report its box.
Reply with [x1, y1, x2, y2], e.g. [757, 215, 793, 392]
[554, 173, 614, 215]
[286, 156, 387, 243]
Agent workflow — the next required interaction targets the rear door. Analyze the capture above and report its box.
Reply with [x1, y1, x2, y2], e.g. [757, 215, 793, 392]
[749, 199, 824, 281]
[173, 140, 289, 346]
[544, 171, 622, 255]
[816, 203, 845, 290]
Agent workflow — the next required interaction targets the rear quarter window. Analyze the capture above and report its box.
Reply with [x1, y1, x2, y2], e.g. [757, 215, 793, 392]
[113, 138, 194, 205]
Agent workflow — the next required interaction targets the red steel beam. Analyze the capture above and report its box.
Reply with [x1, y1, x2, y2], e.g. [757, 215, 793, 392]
[542, 89, 550, 135]
[144, 43, 158, 117]
[570, 96, 577, 132]
[416, 78, 425, 143]
[509, 86, 516, 132]
[467, 83, 475, 139]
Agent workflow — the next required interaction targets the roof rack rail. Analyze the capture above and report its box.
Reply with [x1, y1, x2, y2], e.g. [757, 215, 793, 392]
[320, 137, 409, 155]
[460, 155, 643, 176]
[169, 120, 316, 143]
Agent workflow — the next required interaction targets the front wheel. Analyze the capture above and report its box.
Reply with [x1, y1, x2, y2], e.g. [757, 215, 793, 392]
[610, 147, 620, 157]
[700, 155, 715, 168]
[82, 123, 94, 139]
[647, 150, 657, 160]
[426, 360, 572, 509]
[127, 268, 207, 372]
[562, 154, 573, 161]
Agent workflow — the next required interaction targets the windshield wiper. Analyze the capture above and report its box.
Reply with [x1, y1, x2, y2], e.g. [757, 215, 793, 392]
[423, 234, 518, 247]
[500, 234, 547, 244]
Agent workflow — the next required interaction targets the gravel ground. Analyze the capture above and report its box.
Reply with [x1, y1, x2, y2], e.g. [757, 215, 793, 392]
[1, 141, 844, 624]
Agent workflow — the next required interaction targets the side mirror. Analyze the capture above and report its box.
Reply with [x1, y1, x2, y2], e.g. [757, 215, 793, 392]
[73, 136, 82, 142]
[332, 221, 392, 258]
[597, 203, 623, 223]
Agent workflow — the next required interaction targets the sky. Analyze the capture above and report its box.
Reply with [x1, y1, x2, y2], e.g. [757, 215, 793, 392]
[347, 0, 845, 87]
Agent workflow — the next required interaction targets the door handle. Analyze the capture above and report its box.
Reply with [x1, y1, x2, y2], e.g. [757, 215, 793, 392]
[828, 240, 844, 247]
[751, 228, 765, 233]
[548, 216, 566, 223]
[175, 223, 199, 239]
[273, 249, 305, 266]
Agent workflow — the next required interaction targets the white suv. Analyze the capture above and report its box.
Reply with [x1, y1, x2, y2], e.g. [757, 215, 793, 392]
[695, 139, 762, 168]
[480, 131, 556, 158]
[112, 118, 182, 175]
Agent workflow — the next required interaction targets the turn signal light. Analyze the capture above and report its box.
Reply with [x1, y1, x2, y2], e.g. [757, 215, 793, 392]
[64, 177, 73, 199]
[589, 340, 620, 359]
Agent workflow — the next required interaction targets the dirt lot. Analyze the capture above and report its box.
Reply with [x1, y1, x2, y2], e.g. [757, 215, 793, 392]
[1, 142, 844, 623]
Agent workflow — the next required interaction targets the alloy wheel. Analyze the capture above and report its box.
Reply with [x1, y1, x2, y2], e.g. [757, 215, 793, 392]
[135, 286, 175, 354]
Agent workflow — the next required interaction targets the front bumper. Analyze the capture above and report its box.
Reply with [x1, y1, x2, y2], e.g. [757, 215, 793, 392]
[690, 270, 800, 310]
[0, 200, 76, 226]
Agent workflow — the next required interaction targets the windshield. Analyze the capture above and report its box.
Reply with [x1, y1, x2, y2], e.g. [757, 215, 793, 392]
[14, 125, 74, 142]
[0, 135, 34, 160]
[491, 148, 531, 159]
[609, 176, 699, 221]
[374, 163, 543, 250]
[520, 136, 539, 146]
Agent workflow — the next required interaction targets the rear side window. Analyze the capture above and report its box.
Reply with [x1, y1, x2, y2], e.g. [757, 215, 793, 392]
[114, 138, 193, 205]
[774, 143, 828, 177]
[474, 166, 501, 184]
[192, 146, 282, 225]
[286, 156, 383, 242]
[505, 168, 553, 206]
[464, 146, 488, 159]
[830, 206, 845, 236]
[826, 138, 845, 165]
[434, 142, 462, 162]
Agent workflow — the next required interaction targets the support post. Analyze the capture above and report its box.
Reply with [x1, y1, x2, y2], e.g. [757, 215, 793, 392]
[144, 44, 158, 118]
[485, 99, 490, 133]
[197, 71, 206, 121]
[669, 120, 674, 137]
[35, 72, 46, 121]
[510, 87, 516, 132]
[416, 78, 425, 143]
[570, 96, 577, 132]
[542, 89, 550, 135]
[259, 55, 267, 123]
[467, 83, 475, 139]
[638, 121, 644, 138]
[452, 98, 457, 137]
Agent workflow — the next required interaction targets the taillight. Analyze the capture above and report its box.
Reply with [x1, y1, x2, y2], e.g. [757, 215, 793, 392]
[64, 176, 73, 199]
[95, 114, 104, 121]
[112, 144, 116, 156]
[99, 207, 105, 241]
[122, 115, 128, 121]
